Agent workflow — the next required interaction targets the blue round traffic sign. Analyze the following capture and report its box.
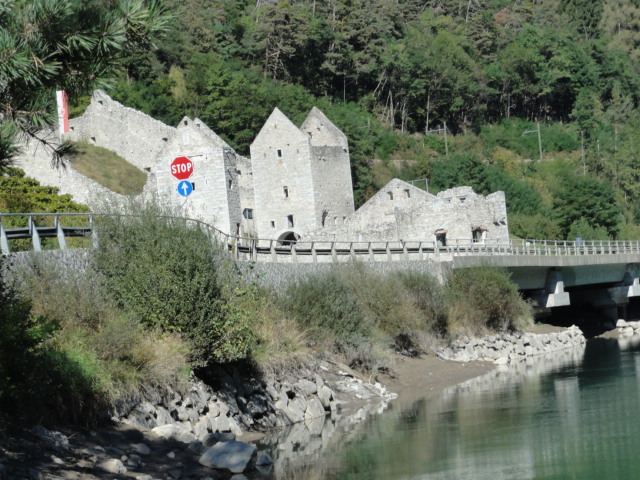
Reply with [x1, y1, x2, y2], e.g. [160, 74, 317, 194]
[177, 180, 193, 197]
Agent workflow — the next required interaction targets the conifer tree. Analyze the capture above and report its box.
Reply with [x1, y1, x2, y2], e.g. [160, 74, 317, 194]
[0, 0, 169, 169]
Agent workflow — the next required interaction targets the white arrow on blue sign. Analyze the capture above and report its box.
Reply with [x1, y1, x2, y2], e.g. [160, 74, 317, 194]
[177, 180, 193, 197]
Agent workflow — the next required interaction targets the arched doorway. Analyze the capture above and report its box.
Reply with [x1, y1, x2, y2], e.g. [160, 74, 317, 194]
[277, 231, 301, 246]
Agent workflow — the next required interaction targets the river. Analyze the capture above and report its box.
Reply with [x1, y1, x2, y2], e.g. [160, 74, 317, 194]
[256, 335, 640, 479]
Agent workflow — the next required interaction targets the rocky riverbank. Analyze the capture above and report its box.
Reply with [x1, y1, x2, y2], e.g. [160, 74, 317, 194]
[0, 326, 592, 479]
[436, 325, 586, 364]
[0, 357, 396, 479]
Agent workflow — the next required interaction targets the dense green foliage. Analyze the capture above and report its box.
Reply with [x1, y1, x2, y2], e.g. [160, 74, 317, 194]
[447, 267, 533, 334]
[92, 201, 257, 366]
[0, 256, 188, 425]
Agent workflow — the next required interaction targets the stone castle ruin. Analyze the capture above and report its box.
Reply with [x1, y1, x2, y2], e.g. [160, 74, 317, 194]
[14, 90, 509, 245]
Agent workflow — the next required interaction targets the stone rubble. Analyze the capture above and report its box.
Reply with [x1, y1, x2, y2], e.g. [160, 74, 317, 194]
[112, 358, 396, 447]
[436, 325, 586, 364]
[616, 319, 640, 337]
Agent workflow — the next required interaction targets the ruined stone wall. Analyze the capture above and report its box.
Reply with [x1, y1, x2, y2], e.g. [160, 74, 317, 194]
[13, 131, 130, 209]
[236, 155, 256, 237]
[66, 90, 175, 172]
[250, 109, 318, 242]
[308, 182, 509, 243]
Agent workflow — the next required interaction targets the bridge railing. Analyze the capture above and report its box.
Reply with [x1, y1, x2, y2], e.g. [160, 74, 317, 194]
[3, 212, 640, 261]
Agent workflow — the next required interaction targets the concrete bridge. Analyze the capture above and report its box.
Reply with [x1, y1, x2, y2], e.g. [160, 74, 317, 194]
[3, 212, 640, 319]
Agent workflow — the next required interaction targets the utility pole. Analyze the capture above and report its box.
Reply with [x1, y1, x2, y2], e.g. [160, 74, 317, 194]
[522, 121, 543, 161]
[426, 123, 449, 158]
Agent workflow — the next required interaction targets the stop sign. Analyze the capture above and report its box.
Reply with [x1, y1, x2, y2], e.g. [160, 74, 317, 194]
[170, 156, 193, 180]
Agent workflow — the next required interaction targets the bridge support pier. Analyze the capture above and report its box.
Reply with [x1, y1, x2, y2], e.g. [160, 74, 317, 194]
[530, 268, 571, 309]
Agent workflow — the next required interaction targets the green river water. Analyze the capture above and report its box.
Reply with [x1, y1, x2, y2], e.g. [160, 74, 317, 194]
[260, 335, 640, 480]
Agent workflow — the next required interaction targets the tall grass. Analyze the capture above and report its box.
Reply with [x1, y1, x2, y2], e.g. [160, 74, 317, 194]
[1, 255, 189, 425]
[446, 267, 533, 335]
[281, 264, 532, 372]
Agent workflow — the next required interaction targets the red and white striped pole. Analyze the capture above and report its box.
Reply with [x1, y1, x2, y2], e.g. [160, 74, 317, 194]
[56, 90, 69, 139]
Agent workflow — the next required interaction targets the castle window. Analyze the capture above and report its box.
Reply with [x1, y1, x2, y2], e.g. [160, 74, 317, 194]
[287, 215, 294, 228]
[144, 167, 151, 173]
[228, 179, 233, 189]
[387, 191, 394, 200]
[270, 221, 275, 228]
[405, 189, 411, 198]
[283, 186, 289, 198]
[243, 208, 253, 219]
[277, 149, 283, 158]
[183, 120, 188, 126]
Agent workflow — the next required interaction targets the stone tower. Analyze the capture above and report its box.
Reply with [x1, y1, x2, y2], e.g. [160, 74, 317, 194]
[154, 117, 241, 236]
[249, 107, 354, 243]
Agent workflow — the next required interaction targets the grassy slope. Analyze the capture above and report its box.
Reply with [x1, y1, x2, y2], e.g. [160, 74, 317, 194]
[68, 142, 147, 195]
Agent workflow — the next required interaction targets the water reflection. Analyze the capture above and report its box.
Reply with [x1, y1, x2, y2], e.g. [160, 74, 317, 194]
[258, 337, 640, 480]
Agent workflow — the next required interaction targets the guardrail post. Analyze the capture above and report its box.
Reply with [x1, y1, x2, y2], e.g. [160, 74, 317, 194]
[331, 242, 337, 262]
[368, 242, 374, 262]
[291, 244, 297, 263]
[55, 215, 67, 250]
[402, 241, 408, 260]
[0, 222, 9, 254]
[311, 242, 317, 263]
[29, 216, 42, 252]
[251, 238, 257, 262]
[90, 215, 99, 248]
[386, 242, 391, 262]
[418, 241, 423, 261]
[270, 240, 276, 261]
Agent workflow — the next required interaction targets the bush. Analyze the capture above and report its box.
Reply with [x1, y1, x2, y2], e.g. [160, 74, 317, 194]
[282, 264, 448, 370]
[1, 254, 189, 425]
[92, 199, 253, 366]
[446, 267, 532, 335]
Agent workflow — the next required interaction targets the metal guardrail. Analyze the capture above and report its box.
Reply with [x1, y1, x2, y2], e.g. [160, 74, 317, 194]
[3, 212, 640, 261]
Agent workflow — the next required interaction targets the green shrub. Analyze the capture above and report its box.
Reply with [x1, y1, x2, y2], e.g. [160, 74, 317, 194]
[446, 267, 532, 335]
[92, 199, 255, 365]
[281, 264, 448, 370]
[1, 253, 190, 425]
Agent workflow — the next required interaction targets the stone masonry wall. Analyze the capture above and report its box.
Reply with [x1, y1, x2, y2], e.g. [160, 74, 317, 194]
[309, 145, 356, 229]
[310, 181, 509, 243]
[66, 90, 175, 172]
[13, 130, 133, 209]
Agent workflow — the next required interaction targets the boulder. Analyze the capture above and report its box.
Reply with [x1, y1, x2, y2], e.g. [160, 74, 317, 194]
[151, 424, 197, 444]
[130, 443, 151, 455]
[305, 396, 326, 420]
[99, 459, 127, 474]
[295, 379, 318, 396]
[199, 441, 257, 473]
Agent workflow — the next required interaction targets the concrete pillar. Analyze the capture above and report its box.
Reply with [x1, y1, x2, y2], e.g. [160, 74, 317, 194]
[531, 268, 571, 308]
